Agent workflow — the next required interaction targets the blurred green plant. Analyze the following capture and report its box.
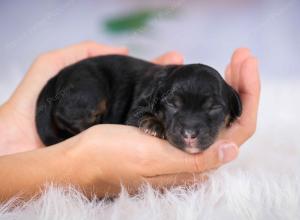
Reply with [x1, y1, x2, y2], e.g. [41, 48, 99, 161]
[104, 8, 177, 34]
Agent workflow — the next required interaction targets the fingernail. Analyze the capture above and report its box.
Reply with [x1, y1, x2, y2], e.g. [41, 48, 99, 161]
[218, 143, 238, 163]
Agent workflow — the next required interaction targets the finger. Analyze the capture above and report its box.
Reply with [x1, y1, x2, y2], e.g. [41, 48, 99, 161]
[238, 57, 260, 127]
[23, 41, 128, 85]
[49, 41, 128, 72]
[223, 57, 260, 145]
[229, 48, 251, 90]
[182, 141, 239, 173]
[152, 51, 184, 65]
[12, 42, 128, 109]
[225, 64, 232, 84]
[151, 140, 239, 175]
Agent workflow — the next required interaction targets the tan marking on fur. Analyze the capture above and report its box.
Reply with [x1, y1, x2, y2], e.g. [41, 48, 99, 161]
[97, 99, 107, 114]
[89, 99, 107, 123]
[138, 116, 156, 128]
[224, 115, 230, 127]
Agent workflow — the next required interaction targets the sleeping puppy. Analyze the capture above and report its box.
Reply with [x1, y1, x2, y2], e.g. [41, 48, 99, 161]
[36, 55, 242, 153]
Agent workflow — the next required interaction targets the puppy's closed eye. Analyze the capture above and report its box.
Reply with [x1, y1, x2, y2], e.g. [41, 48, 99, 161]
[208, 105, 224, 116]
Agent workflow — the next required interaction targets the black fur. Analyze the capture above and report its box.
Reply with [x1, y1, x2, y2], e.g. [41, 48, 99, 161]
[36, 55, 242, 153]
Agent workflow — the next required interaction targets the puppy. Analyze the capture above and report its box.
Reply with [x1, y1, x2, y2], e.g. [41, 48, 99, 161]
[36, 55, 242, 153]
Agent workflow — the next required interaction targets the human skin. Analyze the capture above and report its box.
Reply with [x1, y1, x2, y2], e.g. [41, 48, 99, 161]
[0, 42, 260, 201]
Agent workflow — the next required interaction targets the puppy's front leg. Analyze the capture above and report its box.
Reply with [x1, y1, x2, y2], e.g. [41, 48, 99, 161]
[138, 114, 165, 139]
[127, 110, 165, 139]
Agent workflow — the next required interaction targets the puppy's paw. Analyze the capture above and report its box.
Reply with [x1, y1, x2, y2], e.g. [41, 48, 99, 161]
[139, 116, 165, 139]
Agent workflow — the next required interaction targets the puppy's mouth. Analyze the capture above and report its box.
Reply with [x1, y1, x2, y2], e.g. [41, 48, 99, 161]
[183, 137, 202, 154]
[184, 146, 202, 154]
[166, 132, 214, 154]
[166, 132, 203, 154]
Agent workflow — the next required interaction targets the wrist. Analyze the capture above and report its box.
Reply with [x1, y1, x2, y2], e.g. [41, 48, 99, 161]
[0, 103, 19, 154]
[0, 137, 85, 201]
[52, 137, 86, 185]
[56, 135, 103, 194]
[63, 132, 118, 197]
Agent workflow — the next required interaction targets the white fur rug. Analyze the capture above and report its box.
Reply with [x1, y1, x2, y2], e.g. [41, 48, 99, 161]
[1, 81, 300, 220]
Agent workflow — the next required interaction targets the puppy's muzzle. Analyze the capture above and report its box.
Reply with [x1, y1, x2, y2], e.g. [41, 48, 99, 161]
[181, 129, 202, 154]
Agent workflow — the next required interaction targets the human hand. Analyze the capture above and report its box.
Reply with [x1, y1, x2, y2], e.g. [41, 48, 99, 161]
[63, 124, 238, 196]
[0, 41, 183, 155]
[222, 48, 261, 145]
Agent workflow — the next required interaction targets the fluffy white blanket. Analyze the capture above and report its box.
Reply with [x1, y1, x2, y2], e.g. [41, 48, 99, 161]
[1, 81, 299, 220]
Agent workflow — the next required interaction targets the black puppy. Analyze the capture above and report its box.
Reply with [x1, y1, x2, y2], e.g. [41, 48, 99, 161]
[36, 55, 242, 153]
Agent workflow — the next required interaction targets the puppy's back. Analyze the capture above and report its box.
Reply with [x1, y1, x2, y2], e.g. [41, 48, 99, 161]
[35, 55, 156, 146]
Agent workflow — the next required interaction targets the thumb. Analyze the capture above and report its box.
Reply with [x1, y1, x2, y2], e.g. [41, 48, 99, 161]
[180, 141, 239, 173]
[152, 51, 184, 65]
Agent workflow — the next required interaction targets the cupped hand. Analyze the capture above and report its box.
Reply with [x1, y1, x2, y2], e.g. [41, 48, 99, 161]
[0, 43, 260, 197]
[63, 124, 237, 196]
[0, 41, 183, 155]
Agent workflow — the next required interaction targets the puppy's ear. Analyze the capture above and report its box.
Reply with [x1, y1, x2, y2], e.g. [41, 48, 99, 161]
[226, 84, 242, 124]
[149, 65, 180, 110]
[134, 65, 177, 112]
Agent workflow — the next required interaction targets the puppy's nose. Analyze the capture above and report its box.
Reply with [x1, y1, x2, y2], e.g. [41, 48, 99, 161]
[182, 129, 198, 139]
